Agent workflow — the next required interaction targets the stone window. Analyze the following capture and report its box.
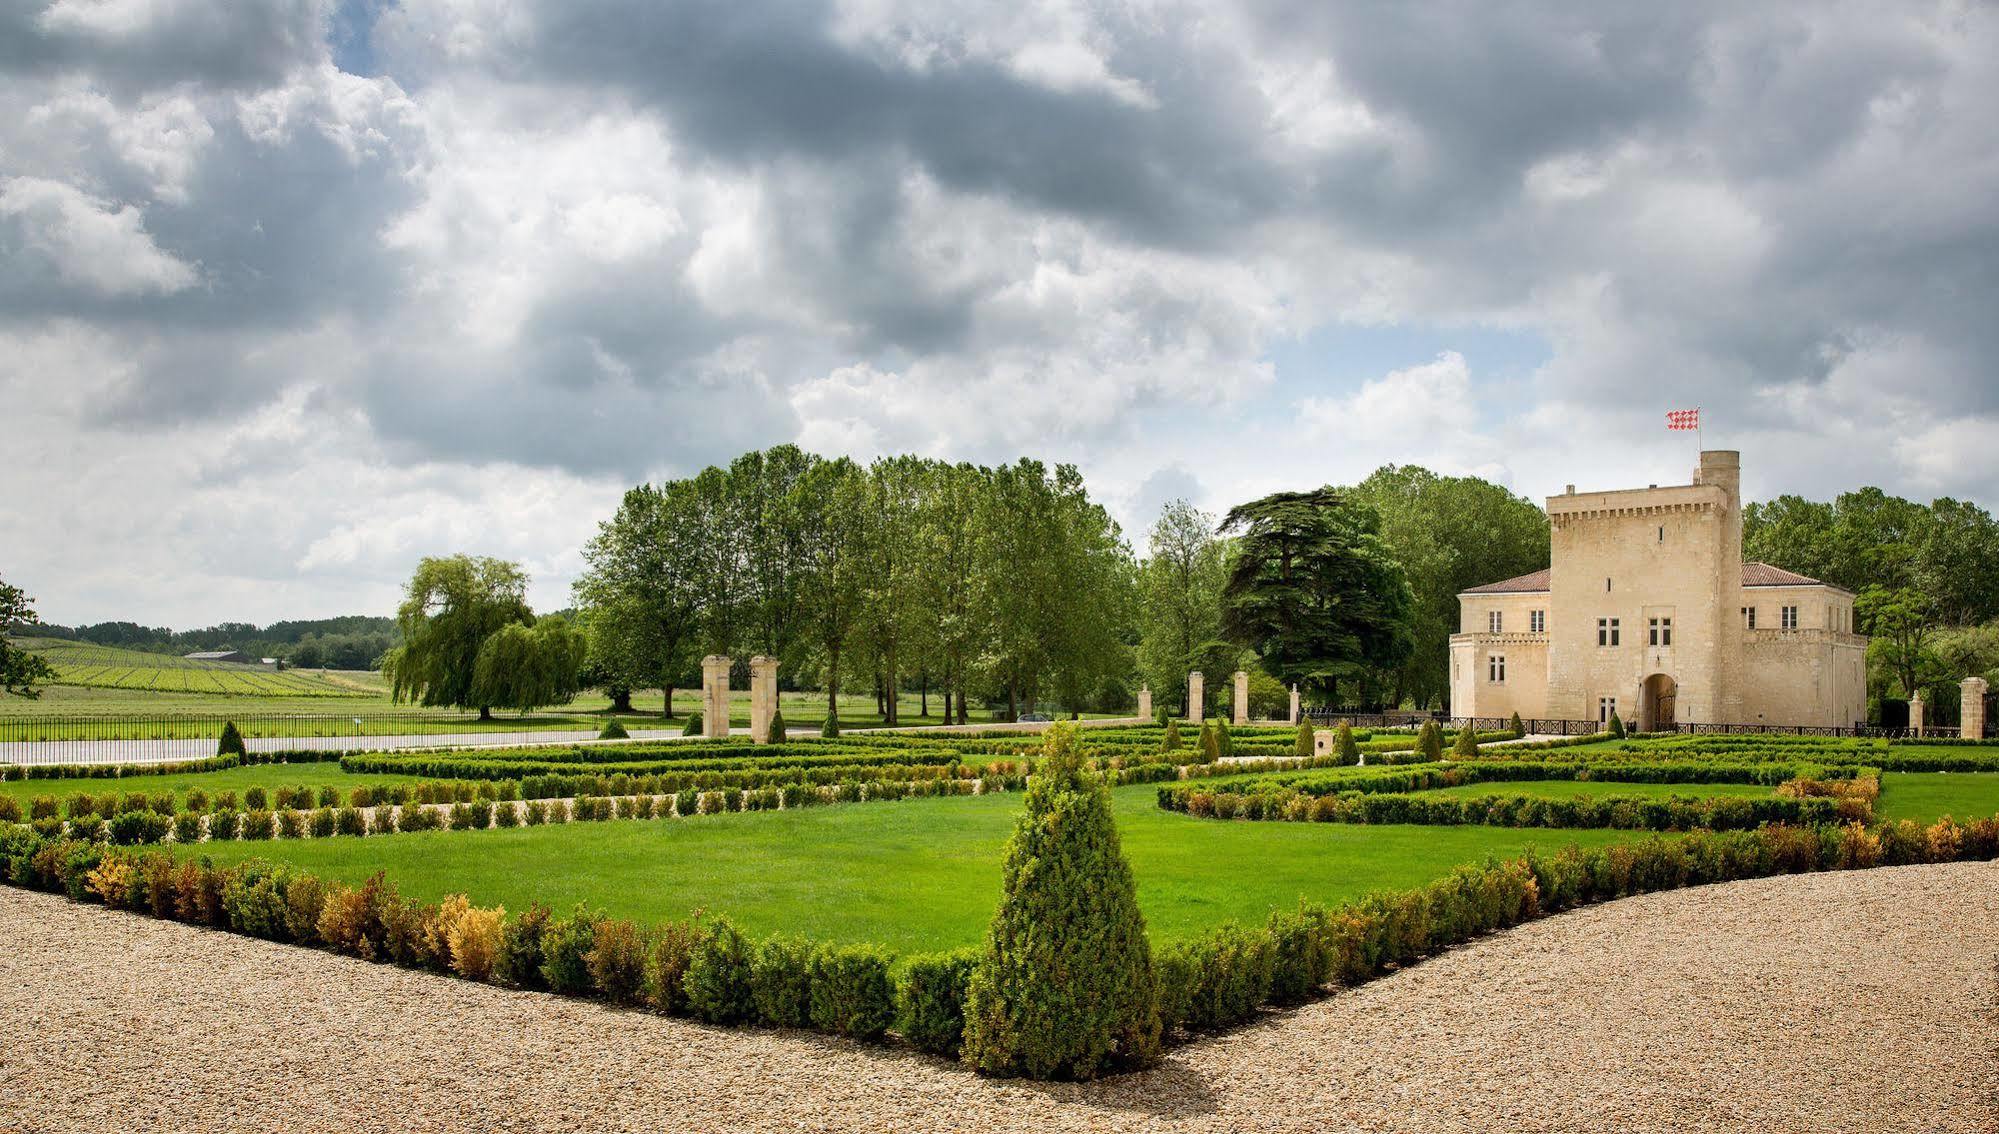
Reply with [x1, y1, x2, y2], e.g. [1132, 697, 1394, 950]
[1598, 696, 1617, 723]
[1597, 617, 1620, 647]
[1530, 610, 1545, 633]
[1488, 610, 1503, 634]
[1742, 606, 1757, 629]
[1488, 654, 1506, 683]
[1781, 605, 1798, 630]
[1648, 617, 1673, 647]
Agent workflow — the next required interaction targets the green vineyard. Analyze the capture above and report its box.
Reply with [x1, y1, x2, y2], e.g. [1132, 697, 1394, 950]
[7, 638, 365, 698]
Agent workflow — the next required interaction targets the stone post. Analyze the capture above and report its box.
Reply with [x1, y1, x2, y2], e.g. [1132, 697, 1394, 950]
[1232, 670, 1249, 725]
[1313, 729, 1333, 757]
[1187, 672, 1204, 722]
[1289, 685, 1301, 725]
[1909, 694, 1925, 739]
[749, 656, 779, 743]
[1137, 685, 1152, 720]
[701, 655, 731, 739]
[1963, 677, 1990, 741]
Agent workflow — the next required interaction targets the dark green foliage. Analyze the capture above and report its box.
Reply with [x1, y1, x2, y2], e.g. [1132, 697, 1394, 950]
[1295, 720, 1314, 758]
[1416, 721, 1444, 761]
[106, 811, 169, 845]
[216, 720, 246, 758]
[1214, 719, 1234, 759]
[495, 902, 552, 989]
[685, 917, 755, 1024]
[645, 920, 703, 1015]
[1160, 718, 1181, 752]
[897, 949, 978, 1055]
[598, 719, 629, 740]
[206, 808, 239, 841]
[1509, 711, 1525, 739]
[1156, 923, 1274, 1033]
[172, 812, 202, 844]
[1265, 904, 1332, 1005]
[1608, 711, 1626, 740]
[587, 918, 650, 1005]
[821, 713, 840, 738]
[1336, 721, 1360, 764]
[683, 710, 703, 737]
[808, 945, 896, 1040]
[1451, 723, 1480, 760]
[1198, 719, 1217, 762]
[539, 908, 599, 995]
[767, 709, 787, 741]
[960, 723, 1161, 1080]
[750, 935, 815, 1027]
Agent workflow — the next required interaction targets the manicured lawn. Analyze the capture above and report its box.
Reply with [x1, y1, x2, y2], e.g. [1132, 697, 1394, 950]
[179, 783, 1636, 953]
[1, 764, 422, 809]
[1877, 773, 1999, 823]
[1419, 781, 1775, 802]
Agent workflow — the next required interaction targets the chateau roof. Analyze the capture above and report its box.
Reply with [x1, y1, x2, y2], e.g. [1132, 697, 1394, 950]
[1460, 562, 1838, 596]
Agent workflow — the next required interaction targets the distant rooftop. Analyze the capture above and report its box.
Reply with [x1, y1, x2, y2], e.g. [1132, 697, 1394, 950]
[1462, 562, 1835, 595]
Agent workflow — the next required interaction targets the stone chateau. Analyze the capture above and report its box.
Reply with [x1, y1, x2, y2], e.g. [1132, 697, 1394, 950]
[1448, 451, 1868, 730]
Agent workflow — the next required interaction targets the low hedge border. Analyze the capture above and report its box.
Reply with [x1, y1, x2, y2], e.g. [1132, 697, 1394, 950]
[5, 812, 1995, 1068]
[0, 750, 344, 782]
[1161, 786, 1844, 831]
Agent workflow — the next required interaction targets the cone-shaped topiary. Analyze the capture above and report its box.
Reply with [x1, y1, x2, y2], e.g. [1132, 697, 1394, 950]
[682, 710, 703, 737]
[1607, 710, 1626, 740]
[1509, 711, 1525, 739]
[598, 719, 629, 740]
[1214, 719, 1234, 759]
[216, 721, 246, 758]
[766, 708, 786, 742]
[1451, 722, 1480, 760]
[960, 722, 1161, 1080]
[1160, 718, 1182, 753]
[1336, 721, 1360, 764]
[821, 712, 840, 738]
[1197, 720, 1217, 762]
[1294, 719, 1314, 758]
[1415, 720, 1444, 762]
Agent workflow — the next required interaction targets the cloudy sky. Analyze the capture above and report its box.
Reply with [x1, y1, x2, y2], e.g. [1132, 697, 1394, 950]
[4, 0, 1996, 627]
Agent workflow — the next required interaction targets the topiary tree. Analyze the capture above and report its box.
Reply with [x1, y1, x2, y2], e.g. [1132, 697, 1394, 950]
[821, 712, 840, 738]
[1415, 720, 1444, 762]
[1508, 711, 1524, 739]
[217, 721, 246, 758]
[960, 722, 1161, 1080]
[766, 708, 787, 742]
[682, 710, 703, 738]
[1160, 718, 1182, 753]
[1336, 720, 1359, 764]
[598, 719, 629, 740]
[1451, 722, 1480, 760]
[1294, 719, 1314, 758]
[1197, 719, 1217, 762]
[1214, 719, 1234, 760]
[1607, 710, 1626, 740]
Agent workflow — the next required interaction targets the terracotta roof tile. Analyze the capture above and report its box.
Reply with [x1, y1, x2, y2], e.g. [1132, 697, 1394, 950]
[1460, 562, 1835, 595]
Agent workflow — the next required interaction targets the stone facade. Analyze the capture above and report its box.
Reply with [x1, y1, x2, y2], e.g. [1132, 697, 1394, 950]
[1449, 452, 1869, 729]
[1232, 670, 1249, 725]
[701, 654, 731, 739]
[1187, 671, 1204, 722]
[748, 656, 779, 743]
[1964, 678, 1990, 741]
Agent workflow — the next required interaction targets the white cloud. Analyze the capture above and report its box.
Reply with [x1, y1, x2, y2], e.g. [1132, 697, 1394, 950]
[0, 175, 197, 295]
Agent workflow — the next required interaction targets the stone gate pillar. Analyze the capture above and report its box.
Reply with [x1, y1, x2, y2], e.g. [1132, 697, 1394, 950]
[1909, 694, 1925, 739]
[1963, 677, 1989, 740]
[1187, 672, 1204, 721]
[749, 656, 779, 743]
[1137, 685, 1152, 720]
[701, 655, 731, 739]
[1289, 685, 1301, 725]
[1232, 670, 1249, 725]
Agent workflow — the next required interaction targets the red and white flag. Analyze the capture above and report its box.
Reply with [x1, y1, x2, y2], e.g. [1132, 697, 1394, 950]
[1666, 408, 1700, 431]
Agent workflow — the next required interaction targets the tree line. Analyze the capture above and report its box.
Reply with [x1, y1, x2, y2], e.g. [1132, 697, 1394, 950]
[18, 615, 399, 670]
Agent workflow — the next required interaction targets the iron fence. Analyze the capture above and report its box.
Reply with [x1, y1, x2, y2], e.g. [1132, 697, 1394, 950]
[1301, 708, 1909, 740]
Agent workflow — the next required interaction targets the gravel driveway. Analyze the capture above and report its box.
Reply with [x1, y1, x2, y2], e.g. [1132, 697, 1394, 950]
[2, 861, 1995, 1133]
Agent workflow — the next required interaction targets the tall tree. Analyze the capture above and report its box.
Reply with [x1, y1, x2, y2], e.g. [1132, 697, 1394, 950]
[1218, 488, 1414, 705]
[1858, 585, 1938, 700]
[913, 462, 986, 724]
[574, 482, 706, 716]
[1136, 501, 1228, 714]
[381, 555, 533, 720]
[470, 617, 589, 714]
[1, 575, 58, 697]
[1349, 466, 1548, 710]
[794, 456, 869, 724]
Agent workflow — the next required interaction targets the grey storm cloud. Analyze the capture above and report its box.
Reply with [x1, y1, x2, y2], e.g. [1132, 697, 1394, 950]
[0, 0, 332, 94]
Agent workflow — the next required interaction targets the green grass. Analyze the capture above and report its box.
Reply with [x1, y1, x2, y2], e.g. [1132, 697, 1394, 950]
[178, 782, 1636, 953]
[1877, 773, 1999, 823]
[8, 637, 363, 697]
[1418, 780, 1776, 802]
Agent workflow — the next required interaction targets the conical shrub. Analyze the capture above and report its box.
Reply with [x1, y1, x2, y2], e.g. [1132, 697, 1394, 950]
[1415, 720, 1444, 762]
[598, 719, 629, 740]
[1509, 711, 1525, 739]
[821, 712, 840, 738]
[960, 722, 1161, 1080]
[1336, 721, 1360, 764]
[766, 708, 786, 742]
[1451, 722, 1480, 760]
[1294, 719, 1314, 758]
[217, 721, 246, 758]
[682, 710, 703, 738]
[1607, 710, 1626, 740]
[1160, 718, 1182, 753]
[1198, 720, 1218, 762]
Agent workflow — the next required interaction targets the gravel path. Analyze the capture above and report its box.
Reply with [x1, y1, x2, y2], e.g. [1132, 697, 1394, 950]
[3, 862, 1996, 1133]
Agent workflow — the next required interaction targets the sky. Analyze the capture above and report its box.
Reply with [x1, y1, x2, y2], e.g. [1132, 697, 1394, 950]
[3, 0, 1997, 628]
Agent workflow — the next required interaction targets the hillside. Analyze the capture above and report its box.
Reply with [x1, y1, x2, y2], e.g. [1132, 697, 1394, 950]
[5, 637, 371, 698]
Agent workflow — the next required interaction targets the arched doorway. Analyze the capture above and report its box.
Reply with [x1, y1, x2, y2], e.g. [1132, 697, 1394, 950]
[1640, 673, 1678, 732]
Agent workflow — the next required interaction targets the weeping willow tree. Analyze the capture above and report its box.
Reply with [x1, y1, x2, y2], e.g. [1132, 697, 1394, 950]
[382, 555, 536, 720]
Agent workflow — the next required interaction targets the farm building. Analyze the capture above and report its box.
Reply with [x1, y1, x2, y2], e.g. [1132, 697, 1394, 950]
[183, 649, 254, 664]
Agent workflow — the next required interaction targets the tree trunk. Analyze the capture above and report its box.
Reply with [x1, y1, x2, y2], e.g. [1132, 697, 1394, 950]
[826, 649, 841, 727]
[478, 706, 493, 722]
[920, 669, 928, 719]
[1007, 683, 1018, 722]
[609, 688, 634, 714]
[942, 689, 952, 725]
[885, 645, 898, 725]
[662, 684, 676, 719]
